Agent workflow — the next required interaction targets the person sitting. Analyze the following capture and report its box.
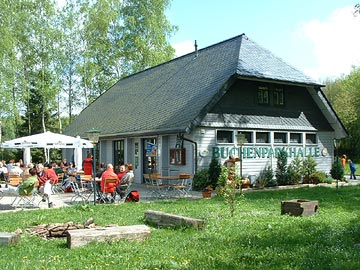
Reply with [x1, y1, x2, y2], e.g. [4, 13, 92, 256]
[36, 163, 58, 208]
[2, 168, 38, 195]
[60, 158, 69, 169]
[0, 161, 8, 181]
[18, 168, 38, 195]
[21, 163, 34, 180]
[96, 162, 106, 178]
[116, 163, 134, 199]
[100, 163, 118, 202]
[116, 165, 126, 183]
[9, 162, 23, 176]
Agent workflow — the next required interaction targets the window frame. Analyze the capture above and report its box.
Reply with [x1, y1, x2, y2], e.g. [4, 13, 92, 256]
[255, 131, 270, 144]
[237, 131, 253, 144]
[290, 133, 302, 144]
[257, 86, 269, 105]
[216, 130, 234, 144]
[305, 133, 317, 144]
[274, 132, 287, 144]
[273, 88, 284, 106]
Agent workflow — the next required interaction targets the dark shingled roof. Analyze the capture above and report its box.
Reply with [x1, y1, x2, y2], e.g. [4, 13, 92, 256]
[65, 34, 321, 138]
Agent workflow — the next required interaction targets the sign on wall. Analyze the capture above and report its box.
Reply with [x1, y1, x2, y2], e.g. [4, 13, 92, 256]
[212, 146, 328, 159]
[146, 142, 157, 157]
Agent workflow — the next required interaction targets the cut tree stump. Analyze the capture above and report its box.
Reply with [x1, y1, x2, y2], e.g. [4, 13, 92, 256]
[144, 210, 205, 229]
[0, 232, 21, 247]
[66, 225, 150, 248]
[281, 199, 318, 216]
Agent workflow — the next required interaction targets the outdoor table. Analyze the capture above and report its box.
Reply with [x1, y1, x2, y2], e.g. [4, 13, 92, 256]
[150, 175, 191, 198]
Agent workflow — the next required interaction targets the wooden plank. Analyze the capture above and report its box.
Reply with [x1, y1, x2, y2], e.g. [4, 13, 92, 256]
[66, 225, 150, 248]
[281, 199, 318, 216]
[0, 232, 21, 246]
[144, 210, 205, 229]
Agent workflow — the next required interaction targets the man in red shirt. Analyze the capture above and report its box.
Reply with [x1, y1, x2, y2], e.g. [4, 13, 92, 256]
[100, 163, 118, 202]
[36, 163, 58, 208]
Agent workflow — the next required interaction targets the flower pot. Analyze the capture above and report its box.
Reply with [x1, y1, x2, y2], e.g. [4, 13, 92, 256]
[202, 191, 211, 198]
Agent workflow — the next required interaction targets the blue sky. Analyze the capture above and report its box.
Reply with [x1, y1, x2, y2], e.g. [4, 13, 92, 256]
[167, 0, 360, 82]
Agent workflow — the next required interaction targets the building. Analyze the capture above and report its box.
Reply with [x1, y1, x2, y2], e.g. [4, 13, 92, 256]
[64, 34, 347, 183]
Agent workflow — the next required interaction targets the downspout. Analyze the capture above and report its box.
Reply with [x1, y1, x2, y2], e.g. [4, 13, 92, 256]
[179, 134, 198, 173]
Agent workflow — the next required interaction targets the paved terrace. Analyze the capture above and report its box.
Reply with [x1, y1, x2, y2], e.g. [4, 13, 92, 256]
[0, 178, 359, 213]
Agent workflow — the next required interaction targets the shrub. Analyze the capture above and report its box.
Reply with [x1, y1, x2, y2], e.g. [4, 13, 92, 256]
[330, 158, 344, 180]
[308, 171, 327, 184]
[303, 156, 317, 183]
[276, 149, 288, 185]
[192, 169, 210, 191]
[257, 165, 275, 188]
[208, 158, 221, 188]
[287, 156, 303, 184]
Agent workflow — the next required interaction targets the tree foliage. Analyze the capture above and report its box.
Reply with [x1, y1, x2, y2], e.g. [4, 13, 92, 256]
[0, 0, 176, 144]
[323, 67, 360, 159]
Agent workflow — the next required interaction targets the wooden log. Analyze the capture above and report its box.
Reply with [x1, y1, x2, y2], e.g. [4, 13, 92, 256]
[66, 225, 150, 248]
[281, 199, 319, 216]
[144, 210, 205, 229]
[0, 232, 21, 246]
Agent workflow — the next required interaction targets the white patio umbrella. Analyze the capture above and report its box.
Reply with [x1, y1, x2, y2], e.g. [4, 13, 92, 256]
[1, 131, 93, 164]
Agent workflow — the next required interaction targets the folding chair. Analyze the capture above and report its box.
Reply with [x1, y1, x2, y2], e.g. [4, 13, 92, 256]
[116, 179, 134, 203]
[11, 184, 39, 209]
[98, 178, 118, 203]
[52, 173, 65, 194]
[149, 173, 169, 199]
[69, 179, 91, 204]
[173, 173, 193, 197]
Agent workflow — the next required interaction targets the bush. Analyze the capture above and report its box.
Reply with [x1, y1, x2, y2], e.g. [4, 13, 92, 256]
[330, 158, 344, 180]
[276, 149, 288, 185]
[287, 156, 303, 184]
[257, 165, 275, 188]
[192, 169, 210, 191]
[208, 158, 221, 188]
[303, 156, 317, 183]
[307, 171, 328, 184]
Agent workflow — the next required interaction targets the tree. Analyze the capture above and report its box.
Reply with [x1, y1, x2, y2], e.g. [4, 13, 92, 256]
[275, 149, 288, 185]
[0, 0, 177, 140]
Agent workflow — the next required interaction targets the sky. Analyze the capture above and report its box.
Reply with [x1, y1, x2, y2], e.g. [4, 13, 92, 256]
[167, 0, 360, 82]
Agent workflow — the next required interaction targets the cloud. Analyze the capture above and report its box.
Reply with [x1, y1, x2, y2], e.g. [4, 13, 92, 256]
[172, 40, 194, 57]
[297, 6, 360, 81]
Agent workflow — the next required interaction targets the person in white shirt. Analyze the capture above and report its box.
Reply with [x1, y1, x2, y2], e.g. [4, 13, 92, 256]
[0, 161, 8, 181]
[9, 162, 23, 176]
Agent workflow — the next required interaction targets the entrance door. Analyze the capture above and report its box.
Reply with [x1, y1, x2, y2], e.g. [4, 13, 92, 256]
[142, 138, 157, 176]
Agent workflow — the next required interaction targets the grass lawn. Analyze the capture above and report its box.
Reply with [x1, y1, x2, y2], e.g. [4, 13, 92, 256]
[0, 185, 360, 270]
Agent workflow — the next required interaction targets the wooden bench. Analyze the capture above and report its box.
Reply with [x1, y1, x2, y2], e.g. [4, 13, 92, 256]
[281, 199, 319, 216]
[144, 210, 205, 229]
[66, 225, 150, 248]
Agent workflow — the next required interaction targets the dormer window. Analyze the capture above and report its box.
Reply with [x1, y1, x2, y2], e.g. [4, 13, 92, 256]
[274, 88, 284, 106]
[258, 86, 269, 105]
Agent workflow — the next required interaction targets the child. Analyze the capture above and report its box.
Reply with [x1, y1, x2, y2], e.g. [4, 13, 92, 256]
[348, 159, 356, 180]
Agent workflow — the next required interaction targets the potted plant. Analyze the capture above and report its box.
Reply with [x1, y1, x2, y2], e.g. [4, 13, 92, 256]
[202, 186, 213, 198]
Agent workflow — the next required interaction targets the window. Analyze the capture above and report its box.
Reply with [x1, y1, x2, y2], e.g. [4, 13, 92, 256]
[274, 88, 284, 106]
[306, 133, 317, 144]
[114, 140, 125, 165]
[256, 132, 270, 143]
[290, 133, 302, 144]
[170, 148, 186, 165]
[258, 87, 269, 104]
[274, 132, 287, 143]
[216, 130, 233, 143]
[237, 131, 253, 143]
